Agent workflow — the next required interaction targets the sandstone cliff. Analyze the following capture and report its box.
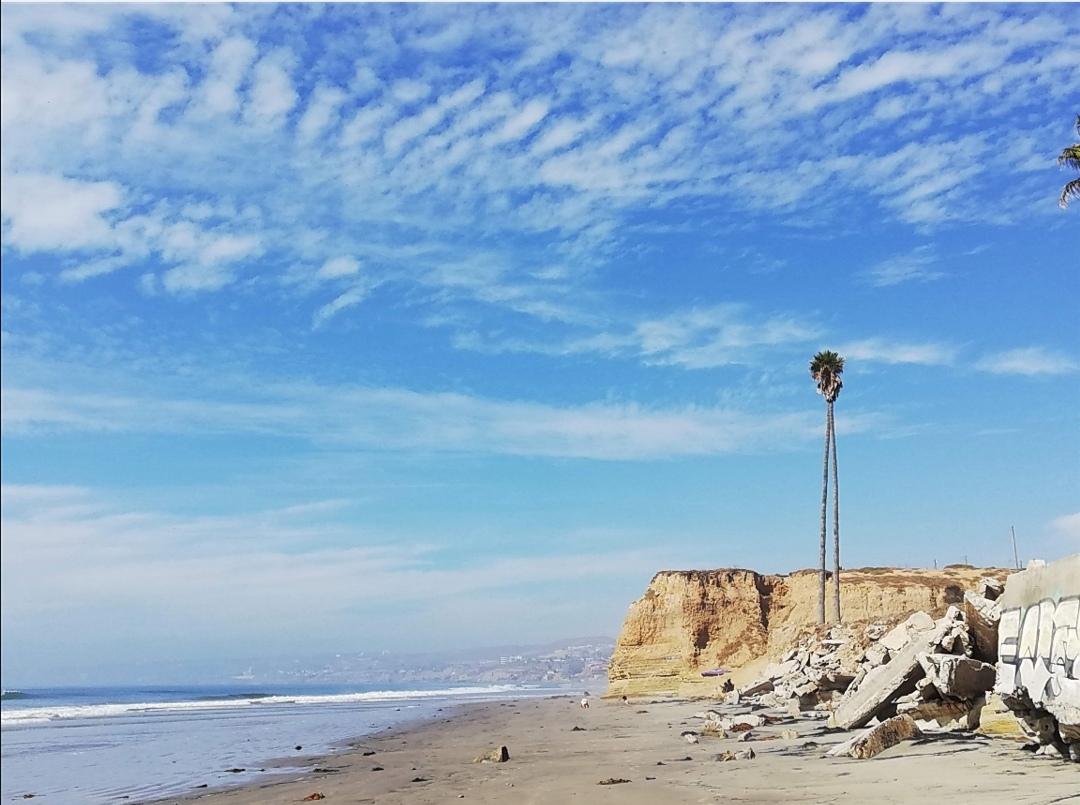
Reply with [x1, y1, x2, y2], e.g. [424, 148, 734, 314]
[608, 566, 1009, 698]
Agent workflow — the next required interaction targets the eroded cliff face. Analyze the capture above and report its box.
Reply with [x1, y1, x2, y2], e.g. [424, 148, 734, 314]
[608, 566, 1008, 698]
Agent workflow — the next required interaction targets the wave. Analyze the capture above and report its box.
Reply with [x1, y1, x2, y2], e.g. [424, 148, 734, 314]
[0, 685, 529, 726]
[1, 690, 32, 701]
[195, 692, 274, 702]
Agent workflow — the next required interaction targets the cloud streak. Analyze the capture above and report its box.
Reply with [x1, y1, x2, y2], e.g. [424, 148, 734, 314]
[0, 381, 889, 461]
[974, 347, 1079, 377]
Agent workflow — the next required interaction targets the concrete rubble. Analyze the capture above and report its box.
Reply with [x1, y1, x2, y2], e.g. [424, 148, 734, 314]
[727, 568, 1079, 762]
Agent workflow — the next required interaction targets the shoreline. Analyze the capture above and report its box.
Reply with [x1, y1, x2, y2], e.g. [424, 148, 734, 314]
[151, 693, 1078, 805]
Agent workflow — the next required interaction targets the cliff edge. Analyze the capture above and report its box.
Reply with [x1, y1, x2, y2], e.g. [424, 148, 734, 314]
[608, 565, 1009, 698]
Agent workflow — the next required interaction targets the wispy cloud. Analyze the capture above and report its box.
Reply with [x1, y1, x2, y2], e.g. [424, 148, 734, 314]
[837, 338, 958, 366]
[1048, 512, 1080, 541]
[0, 484, 681, 654]
[1, 4, 1075, 323]
[0, 378, 891, 461]
[974, 347, 1078, 377]
[451, 304, 822, 369]
[863, 246, 945, 287]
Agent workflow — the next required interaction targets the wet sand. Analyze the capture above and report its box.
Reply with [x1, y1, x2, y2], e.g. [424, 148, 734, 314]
[157, 695, 1078, 804]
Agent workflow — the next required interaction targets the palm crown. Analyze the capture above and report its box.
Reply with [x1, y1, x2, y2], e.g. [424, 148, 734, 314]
[1059, 114, 1080, 209]
[810, 350, 845, 403]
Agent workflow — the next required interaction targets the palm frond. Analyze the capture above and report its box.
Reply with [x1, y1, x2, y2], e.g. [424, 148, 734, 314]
[809, 350, 845, 402]
[1061, 177, 1080, 209]
[1058, 145, 1080, 172]
[1060, 116, 1080, 208]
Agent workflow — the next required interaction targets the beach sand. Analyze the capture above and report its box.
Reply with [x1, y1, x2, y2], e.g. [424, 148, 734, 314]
[161, 695, 1077, 805]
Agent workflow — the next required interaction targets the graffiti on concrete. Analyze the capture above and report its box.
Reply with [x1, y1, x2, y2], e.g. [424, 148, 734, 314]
[997, 596, 1080, 706]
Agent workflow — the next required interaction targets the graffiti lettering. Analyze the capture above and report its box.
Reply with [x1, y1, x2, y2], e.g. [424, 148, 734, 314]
[997, 596, 1080, 708]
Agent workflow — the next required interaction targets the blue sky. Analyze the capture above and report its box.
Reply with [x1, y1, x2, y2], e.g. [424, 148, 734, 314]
[1, 3, 1078, 685]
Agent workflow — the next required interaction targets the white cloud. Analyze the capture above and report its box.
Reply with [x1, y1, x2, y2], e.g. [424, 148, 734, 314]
[1049, 512, 1080, 541]
[160, 232, 261, 293]
[316, 255, 361, 280]
[974, 347, 1079, 376]
[244, 52, 298, 127]
[838, 338, 957, 366]
[312, 285, 373, 327]
[489, 98, 550, 144]
[200, 36, 257, 116]
[1, 173, 124, 252]
[531, 115, 596, 155]
[297, 85, 347, 143]
[390, 78, 431, 104]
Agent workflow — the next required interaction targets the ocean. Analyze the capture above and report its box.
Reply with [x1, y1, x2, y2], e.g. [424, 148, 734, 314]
[1, 683, 566, 803]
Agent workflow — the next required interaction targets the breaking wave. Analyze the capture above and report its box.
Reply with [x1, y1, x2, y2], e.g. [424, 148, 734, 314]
[1, 685, 526, 726]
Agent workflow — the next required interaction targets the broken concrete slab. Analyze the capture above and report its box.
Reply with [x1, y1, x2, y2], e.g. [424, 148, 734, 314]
[898, 697, 980, 730]
[917, 654, 996, 700]
[975, 694, 1028, 741]
[848, 714, 922, 759]
[880, 612, 935, 652]
[863, 643, 889, 667]
[740, 677, 775, 697]
[979, 577, 1004, 601]
[963, 590, 1001, 663]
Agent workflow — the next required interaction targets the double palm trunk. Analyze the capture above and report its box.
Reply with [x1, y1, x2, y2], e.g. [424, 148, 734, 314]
[830, 401, 841, 624]
[817, 404, 830, 625]
[818, 401, 842, 625]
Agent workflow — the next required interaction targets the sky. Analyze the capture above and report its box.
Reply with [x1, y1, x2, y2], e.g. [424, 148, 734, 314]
[1, 3, 1078, 686]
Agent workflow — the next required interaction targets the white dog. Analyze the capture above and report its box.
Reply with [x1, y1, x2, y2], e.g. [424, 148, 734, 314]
[580, 697, 590, 709]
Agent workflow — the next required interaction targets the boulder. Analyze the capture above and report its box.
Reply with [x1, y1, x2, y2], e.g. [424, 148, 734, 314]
[716, 749, 755, 761]
[473, 746, 510, 763]
[719, 714, 764, 731]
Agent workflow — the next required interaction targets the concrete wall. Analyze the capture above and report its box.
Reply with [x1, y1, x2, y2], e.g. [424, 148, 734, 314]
[995, 554, 1080, 736]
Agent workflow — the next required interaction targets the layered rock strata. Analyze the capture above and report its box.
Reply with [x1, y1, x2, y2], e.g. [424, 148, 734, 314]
[608, 566, 1007, 698]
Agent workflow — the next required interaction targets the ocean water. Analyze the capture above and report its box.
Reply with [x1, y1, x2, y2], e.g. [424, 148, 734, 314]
[1, 683, 564, 803]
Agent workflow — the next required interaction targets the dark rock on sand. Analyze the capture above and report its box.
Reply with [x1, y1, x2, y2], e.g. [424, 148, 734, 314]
[597, 778, 631, 785]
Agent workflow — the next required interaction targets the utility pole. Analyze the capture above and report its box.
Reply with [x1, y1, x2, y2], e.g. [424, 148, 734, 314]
[1011, 526, 1020, 570]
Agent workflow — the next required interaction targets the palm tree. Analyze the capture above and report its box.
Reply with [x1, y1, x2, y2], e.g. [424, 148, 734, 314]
[810, 350, 844, 625]
[1059, 115, 1080, 209]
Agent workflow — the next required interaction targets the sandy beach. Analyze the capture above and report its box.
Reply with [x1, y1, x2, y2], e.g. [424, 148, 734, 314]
[160, 694, 1077, 805]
